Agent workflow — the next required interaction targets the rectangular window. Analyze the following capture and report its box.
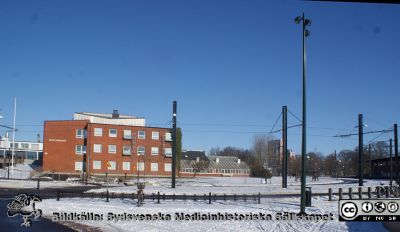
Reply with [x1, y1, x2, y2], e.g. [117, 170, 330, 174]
[108, 145, 116, 154]
[152, 131, 159, 140]
[75, 145, 86, 155]
[122, 162, 130, 171]
[94, 128, 102, 137]
[123, 145, 131, 155]
[164, 163, 172, 172]
[10, 143, 19, 148]
[76, 129, 86, 139]
[109, 129, 117, 138]
[21, 143, 29, 149]
[107, 161, 116, 170]
[164, 148, 172, 157]
[151, 147, 159, 155]
[137, 162, 145, 171]
[151, 163, 158, 172]
[75, 161, 83, 171]
[138, 130, 145, 139]
[137, 146, 145, 155]
[165, 132, 172, 141]
[93, 161, 101, 170]
[31, 144, 39, 150]
[123, 129, 132, 139]
[94, 144, 102, 153]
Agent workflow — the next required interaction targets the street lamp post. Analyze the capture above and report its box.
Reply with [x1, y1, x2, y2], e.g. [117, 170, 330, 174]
[295, 13, 311, 215]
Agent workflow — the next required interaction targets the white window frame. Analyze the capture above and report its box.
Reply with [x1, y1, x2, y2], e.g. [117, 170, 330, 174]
[138, 130, 145, 139]
[108, 145, 117, 154]
[123, 145, 131, 155]
[93, 161, 101, 170]
[109, 129, 117, 138]
[76, 129, 85, 139]
[75, 161, 83, 171]
[122, 162, 130, 171]
[151, 147, 159, 155]
[164, 163, 172, 172]
[94, 144, 102, 153]
[137, 162, 145, 171]
[123, 129, 132, 139]
[152, 131, 159, 140]
[137, 146, 145, 156]
[164, 148, 172, 156]
[76, 145, 82, 155]
[151, 163, 158, 172]
[75, 145, 86, 155]
[165, 132, 172, 141]
[94, 128, 102, 137]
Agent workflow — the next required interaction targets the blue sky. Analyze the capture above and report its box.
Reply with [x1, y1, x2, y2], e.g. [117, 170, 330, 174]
[0, 0, 399, 155]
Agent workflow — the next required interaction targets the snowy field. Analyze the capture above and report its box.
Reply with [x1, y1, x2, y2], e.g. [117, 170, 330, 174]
[40, 196, 388, 232]
[32, 177, 392, 231]
[87, 176, 390, 196]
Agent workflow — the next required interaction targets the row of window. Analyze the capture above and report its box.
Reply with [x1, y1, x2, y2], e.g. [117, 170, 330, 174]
[75, 144, 172, 156]
[76, 129, 171, 141]
[9, 142, 40, 150]
[74, 161, 172, 172]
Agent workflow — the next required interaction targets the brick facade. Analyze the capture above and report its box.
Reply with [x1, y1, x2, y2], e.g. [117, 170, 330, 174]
[43, 120, 172, 177]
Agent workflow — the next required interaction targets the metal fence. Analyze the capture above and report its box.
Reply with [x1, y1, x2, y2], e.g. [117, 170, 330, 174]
[56, 190, 261, 204]
[328, 185, 400, 201]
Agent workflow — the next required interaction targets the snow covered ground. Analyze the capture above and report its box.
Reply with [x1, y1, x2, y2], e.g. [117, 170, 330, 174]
[30, 176, 391, 231]
[87, 176, 390, 195]
[39, 196, 388, 232]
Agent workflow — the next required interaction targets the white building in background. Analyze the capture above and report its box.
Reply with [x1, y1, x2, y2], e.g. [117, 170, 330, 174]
[0, 132, 43, 166]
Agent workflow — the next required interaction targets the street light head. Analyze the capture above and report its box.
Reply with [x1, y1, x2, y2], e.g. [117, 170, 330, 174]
[304, 19, 312, 26]
[304, 29, 310, 37]
[294, 16, 302, 24]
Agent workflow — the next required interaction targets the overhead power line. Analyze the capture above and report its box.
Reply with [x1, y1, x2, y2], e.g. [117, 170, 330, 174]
[334, 129, 394, 138]
[270, 124, 302, 134]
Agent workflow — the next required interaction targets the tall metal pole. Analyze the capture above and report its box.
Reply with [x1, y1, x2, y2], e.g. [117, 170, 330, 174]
[358, 114, 363, 186]
[300, 12, 308, 214]
[11, 97, 17, 175]
[369, 144, 372, 179]
[390, 138, 393, 186]
[394, 124, 398, 180]
[171, 101, 177, 188]
[282, 106, 288, 188]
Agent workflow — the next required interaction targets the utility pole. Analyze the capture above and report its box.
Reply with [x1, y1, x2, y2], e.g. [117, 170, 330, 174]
[394, 124, 398, 180]
[282, 106, 288, 188]
[358, 114, 363, 186]
[369, 144, 372, 179]
[390, 138, 393, 186]
[11, 97, 17, 175]
[171, 101, 177, 188]
[295, 12, 311, 215]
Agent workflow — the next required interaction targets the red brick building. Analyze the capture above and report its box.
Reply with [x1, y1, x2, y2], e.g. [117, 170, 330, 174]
[43, 111, 172, 178]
